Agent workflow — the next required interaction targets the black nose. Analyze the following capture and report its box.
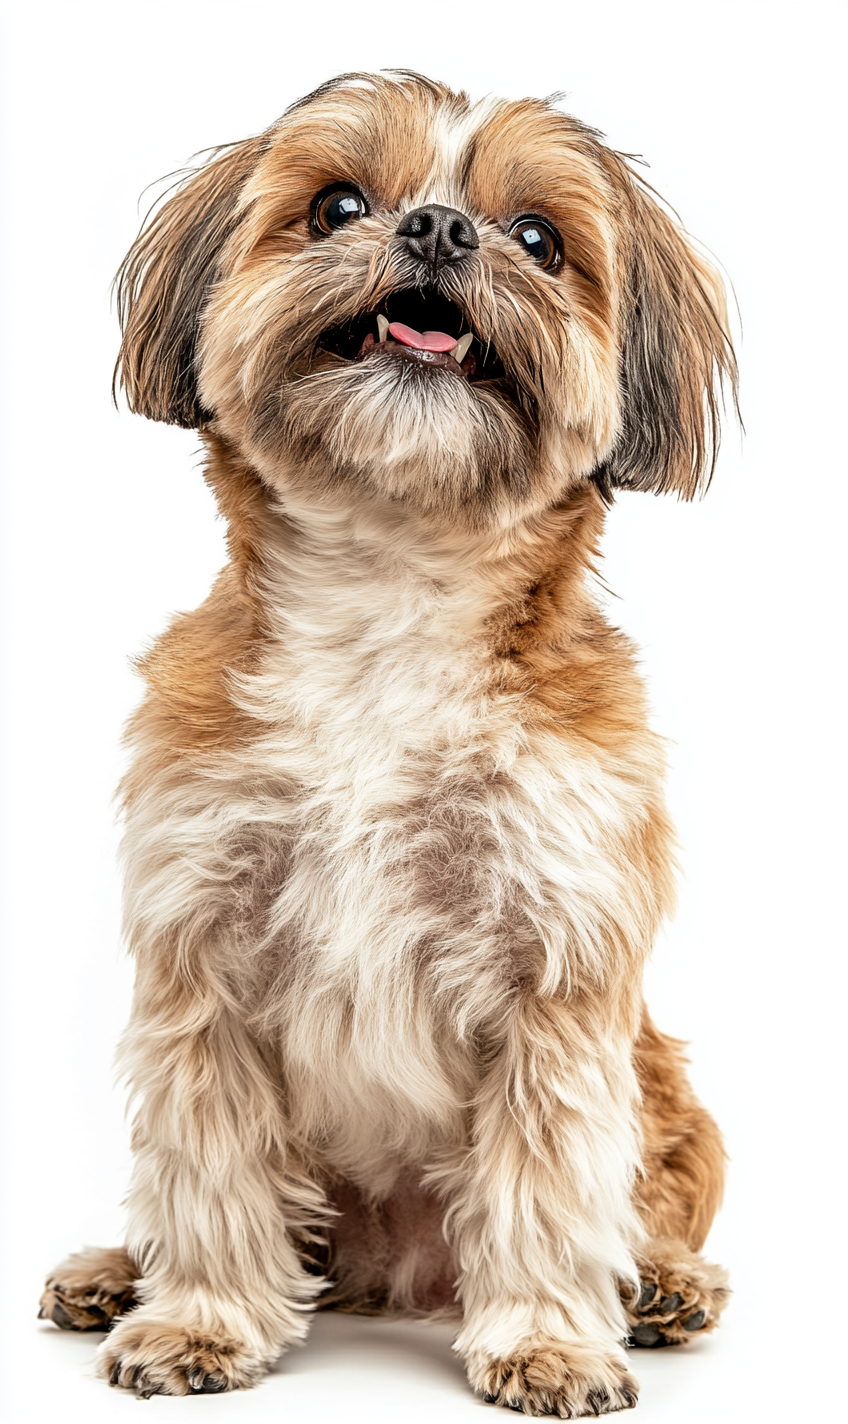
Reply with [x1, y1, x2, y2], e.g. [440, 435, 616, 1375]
[397, 204, 479, 270]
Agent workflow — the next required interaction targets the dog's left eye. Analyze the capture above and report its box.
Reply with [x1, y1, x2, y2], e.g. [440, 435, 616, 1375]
[508, 217, 560, 271]
[313, 187, 369, 234]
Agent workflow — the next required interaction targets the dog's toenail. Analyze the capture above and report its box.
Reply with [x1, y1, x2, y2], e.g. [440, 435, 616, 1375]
[638, 1281, 658, 1310]
[683, 1309, 706, 1331]
[659, 1292, 682, 1313]
[631, 1323, 661, 1346]
[51, 1302, 76, 1329]
[197, 1374, 226, 1393]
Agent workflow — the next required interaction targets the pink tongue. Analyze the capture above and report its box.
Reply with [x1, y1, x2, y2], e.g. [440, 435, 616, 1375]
[388, 321, 457, 353]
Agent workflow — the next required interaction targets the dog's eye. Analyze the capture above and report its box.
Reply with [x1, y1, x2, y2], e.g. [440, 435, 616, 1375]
[508, 217, 560, 271]
[313, 187, 369, 235]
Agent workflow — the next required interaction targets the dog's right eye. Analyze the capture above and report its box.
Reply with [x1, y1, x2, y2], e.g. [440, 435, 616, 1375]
[313, 187, 369, 234]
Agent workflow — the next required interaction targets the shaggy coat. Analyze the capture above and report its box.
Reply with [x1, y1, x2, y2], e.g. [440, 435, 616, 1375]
[41, 72, 736, 1417]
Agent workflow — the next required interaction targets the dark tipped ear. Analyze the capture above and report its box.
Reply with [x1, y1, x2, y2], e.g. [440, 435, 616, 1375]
[114, 135, 267, 428]
[597, 171, 738, 499]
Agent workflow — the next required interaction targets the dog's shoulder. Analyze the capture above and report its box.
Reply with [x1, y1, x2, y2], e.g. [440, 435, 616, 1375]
[125, 563, 260, 772]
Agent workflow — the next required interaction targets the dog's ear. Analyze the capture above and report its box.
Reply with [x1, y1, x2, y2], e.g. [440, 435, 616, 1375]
[114, 136, 267, 428]
[597, 169, 738, 499]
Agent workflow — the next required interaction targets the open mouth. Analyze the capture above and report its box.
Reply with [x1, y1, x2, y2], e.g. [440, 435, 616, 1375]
[317, 289, 505, 383]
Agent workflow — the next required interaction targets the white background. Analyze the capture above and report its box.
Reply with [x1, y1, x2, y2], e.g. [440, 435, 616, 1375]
[1, 2, 846, 1420]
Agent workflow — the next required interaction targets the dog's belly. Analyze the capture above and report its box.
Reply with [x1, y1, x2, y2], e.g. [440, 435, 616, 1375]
[317, 1167, 459, 1314]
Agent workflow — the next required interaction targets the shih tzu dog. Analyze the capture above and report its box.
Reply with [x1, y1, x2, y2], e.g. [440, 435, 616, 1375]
[40, 71, 738, 1416]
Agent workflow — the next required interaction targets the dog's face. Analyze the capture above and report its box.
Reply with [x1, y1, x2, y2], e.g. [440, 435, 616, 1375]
[117, 72, 736, 529]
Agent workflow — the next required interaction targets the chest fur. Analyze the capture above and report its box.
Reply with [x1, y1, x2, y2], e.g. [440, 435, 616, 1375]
[125, 507, 667, 1167]
[232, 525, 654, 1021]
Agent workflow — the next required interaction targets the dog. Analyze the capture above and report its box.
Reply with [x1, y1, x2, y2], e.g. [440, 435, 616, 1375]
[40, 71, 738, 1416]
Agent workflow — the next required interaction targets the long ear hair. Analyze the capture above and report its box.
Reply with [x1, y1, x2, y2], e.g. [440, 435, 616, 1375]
[596, 163, 739, 500]
[114, 135, 267, 428]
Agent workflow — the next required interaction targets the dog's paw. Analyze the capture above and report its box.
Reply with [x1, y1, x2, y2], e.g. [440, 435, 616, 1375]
[626, 1239, 730, 1348]
[97, 1318, 266, 1397]
[473, 1342, 638, 1418]
[39, 1247, 137, 1332]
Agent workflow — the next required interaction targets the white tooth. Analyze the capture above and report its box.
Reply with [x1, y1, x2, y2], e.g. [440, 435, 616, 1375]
[454, 332, 473, 364]
[376, 314, 389, 343]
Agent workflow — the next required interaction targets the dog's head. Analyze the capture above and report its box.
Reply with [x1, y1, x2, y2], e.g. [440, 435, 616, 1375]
[116, 71, 737, 528]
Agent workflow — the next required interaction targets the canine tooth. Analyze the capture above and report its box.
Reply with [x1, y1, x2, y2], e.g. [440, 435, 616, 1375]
[454, 332, 473, 364]
[376, 314, 389, 343]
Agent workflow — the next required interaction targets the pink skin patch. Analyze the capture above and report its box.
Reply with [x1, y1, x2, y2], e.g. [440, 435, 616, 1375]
[388, 322, 457, 353]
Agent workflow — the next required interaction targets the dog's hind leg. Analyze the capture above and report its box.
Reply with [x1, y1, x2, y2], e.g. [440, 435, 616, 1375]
[40, 1246, 138, 1331]
[633, 1007, 726, 1252]
[624, 1007, 730, 1347]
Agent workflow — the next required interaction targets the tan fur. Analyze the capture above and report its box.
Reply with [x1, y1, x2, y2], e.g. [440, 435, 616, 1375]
[634, 1009, 727, 1252]
[44, 72, 737, 1416]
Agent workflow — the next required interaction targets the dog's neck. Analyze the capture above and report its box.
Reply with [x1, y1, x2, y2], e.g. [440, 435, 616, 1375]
[203, 431, 606, 669]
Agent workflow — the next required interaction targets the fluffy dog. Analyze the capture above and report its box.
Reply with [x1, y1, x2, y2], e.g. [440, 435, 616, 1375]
[40, 71, 737, 1416]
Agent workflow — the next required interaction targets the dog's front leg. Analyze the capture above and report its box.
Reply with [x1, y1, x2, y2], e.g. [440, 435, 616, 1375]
[451, 995, 641, 1417]
[98, 966, 322, 1397]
